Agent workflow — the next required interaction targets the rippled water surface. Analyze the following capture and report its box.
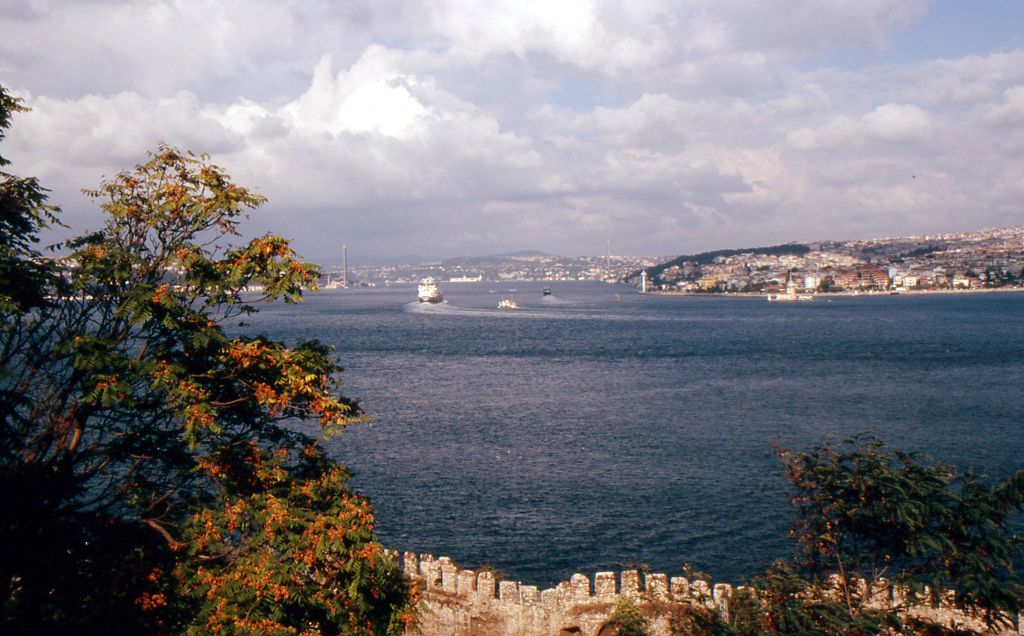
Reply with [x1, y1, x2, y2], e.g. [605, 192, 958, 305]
[247, 282, 1024, 586]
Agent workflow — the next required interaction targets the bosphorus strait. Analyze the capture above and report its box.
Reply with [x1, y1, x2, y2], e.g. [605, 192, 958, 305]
[247, 282, 1024, 588]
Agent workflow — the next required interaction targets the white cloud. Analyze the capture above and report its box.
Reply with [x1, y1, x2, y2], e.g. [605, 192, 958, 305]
[862, 103, 931, 142]
[1, 1, 312, 98]
[980, 86, 1024, 127]
[3, 1, 1024, 259]
[785, 103, 931, 149]
[8, 90, 241, 176]
[705, 0, 928, 56]
[425, 0, 673, 74]
[282, 49, 430, 139]
[908, 51, 1024, 106]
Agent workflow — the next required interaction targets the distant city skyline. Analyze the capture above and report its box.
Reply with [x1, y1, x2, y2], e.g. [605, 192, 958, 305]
[2, 1, 1024, 264]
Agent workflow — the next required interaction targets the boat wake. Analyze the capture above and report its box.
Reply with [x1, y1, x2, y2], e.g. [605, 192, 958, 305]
[539, 295, 572, 305]
[403, 301, 451, 313]
[403, 301, 556, 319]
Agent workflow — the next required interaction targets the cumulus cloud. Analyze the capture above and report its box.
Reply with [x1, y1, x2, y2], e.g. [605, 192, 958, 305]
[786, 103, 931, 149]
[282, 50, 430, 139]
[862, 103, 931, 142]
[2, 1, 1023, 259]
[424, 0, 674, 74]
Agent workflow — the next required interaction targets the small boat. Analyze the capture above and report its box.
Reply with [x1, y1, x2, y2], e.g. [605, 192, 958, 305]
[767, 270, 813, 302]
[542, 287, 552, 297]
[417, 277, 443, 303]
[766, 293, 813, 302]
[498, 298, 519, 310]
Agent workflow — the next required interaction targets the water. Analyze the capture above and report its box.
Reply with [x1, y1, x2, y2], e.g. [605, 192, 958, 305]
[246, 282, 1024, 587]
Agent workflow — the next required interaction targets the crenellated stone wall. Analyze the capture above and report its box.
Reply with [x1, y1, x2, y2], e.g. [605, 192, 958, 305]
[393, 551, 1023, 636]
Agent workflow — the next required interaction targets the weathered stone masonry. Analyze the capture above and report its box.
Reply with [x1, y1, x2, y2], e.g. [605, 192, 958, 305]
[393, 551, 1024, 636]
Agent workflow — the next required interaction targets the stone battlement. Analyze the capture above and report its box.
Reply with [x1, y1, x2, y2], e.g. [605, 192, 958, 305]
[392, 551, 1022, 636]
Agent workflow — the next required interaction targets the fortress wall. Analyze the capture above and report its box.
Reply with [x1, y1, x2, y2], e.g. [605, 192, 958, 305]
[399, 552, 1022, 636]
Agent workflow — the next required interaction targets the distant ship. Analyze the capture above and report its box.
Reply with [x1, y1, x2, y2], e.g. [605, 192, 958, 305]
[542, 287, 552, 296]
[417, 277, 443, 303]
[498, 298, 519, 310]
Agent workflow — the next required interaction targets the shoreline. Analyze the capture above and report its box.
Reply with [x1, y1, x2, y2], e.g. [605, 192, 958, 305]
[639, 286, 1024, 299]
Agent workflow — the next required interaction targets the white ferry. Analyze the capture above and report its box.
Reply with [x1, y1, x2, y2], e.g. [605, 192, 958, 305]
[498, 298, 519, 310]
[417, 277, 443, 303]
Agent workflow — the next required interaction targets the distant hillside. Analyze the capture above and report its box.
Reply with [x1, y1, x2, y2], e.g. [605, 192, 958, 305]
[635, 243, 811, 281]
[442, 250, 555, 265]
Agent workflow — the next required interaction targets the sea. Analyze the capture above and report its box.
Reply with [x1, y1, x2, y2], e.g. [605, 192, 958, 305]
[246, 281, 1024, 588]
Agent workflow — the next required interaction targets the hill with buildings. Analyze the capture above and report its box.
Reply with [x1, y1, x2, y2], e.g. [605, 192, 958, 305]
[321, 226, 1024, 294]
[631, 226, 1024, 294]
[325, 251, 660, 286]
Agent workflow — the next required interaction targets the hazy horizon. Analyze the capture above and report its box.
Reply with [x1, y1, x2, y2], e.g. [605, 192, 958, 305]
[320, 223, 1019, 269]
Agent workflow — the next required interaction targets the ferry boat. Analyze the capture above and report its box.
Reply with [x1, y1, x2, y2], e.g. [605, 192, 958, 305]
[498, 298, 519, 310]
[417, 277, 443, 303]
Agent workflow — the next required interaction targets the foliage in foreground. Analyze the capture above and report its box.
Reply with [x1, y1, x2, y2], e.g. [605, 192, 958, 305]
[0, 86, 413, 634]
[601, 598, 652, 636]
[664, 436, 1024, 635]
[779, 434, 1024, 630]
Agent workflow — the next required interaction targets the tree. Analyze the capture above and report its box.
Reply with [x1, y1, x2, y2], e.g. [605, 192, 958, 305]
[777, 434, 1024, 631]
[0, 88, 59, 313]
[660, 437, 1022, 636]
[0, 86, 412, 634]
[723, 562, 899, 636]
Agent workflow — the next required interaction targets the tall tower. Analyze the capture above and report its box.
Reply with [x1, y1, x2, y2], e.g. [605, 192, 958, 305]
[342, 244, 348, 287]
[641, 270, 648, 293]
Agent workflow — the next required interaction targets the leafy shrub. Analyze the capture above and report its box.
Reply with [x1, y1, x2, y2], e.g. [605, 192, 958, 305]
[602, 598, 652, 636]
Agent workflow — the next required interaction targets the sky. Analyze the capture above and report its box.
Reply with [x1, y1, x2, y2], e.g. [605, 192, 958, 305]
[2, 1, 1024, 265]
